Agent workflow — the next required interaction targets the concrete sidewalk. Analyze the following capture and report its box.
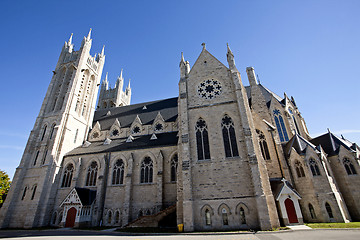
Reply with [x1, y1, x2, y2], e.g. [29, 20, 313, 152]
[287, 225, 312, 230]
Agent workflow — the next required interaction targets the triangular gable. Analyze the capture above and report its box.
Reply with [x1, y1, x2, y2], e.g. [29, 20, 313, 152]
[60, 188, 83, 207]
[275, 179, 301, 201]
[189, 47, 228, 75]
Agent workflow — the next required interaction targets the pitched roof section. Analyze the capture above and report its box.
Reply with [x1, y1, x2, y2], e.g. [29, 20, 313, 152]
[310, 131, 358, 157]
[245, 84, 284, 108]
[270, 178, 301, 200]
[93, 97, 178, 130]
[283, 133, 319, 157]
[66, 132, 178, 156]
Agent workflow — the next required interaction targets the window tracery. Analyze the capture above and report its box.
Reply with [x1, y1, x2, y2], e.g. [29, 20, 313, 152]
[273, 109, 289, 142]
[112, 160, 125, 185]
[86, 161, 98, 186]
[309, 158, 321, 176]
[343, 157, 357, 175]
[140, 157, 153, 183]
[196, 118, 211, 160]
[256, 129, 270, 160]
[222, 115, 239, 158]
[61, 164, 74, 188]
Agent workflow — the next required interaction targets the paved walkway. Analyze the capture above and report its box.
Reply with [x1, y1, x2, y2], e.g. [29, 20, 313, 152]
[287, 224, 312, 230]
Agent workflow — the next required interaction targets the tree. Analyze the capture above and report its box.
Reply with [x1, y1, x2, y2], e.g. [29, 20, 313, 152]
[0, 170, 11, 208]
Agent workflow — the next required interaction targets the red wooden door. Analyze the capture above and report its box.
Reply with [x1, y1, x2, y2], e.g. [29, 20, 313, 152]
[285, 198, 298, 223]
[65, 207, 77, 227]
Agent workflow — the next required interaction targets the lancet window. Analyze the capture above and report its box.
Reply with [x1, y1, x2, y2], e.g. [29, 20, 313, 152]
[61, 164, 74, 188]
[112, 160, 125, 185]
[86, 161, 98, 186]
[256, 129, 270, 160]
[295, 161, 306, 178]
[140, 157, 153, 183]
[171, 154, 178, 182]
[309, 158, 321, 176]
[273, 109, 289, 142]
[196, 118, 211, 160]
[343, 157, 357, 175]
[222, 115, 239, 158]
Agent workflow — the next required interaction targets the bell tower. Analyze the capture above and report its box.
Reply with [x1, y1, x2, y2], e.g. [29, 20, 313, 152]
[0, 29, 105, 228]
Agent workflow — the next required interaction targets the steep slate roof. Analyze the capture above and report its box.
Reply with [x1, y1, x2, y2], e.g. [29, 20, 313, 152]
[245, 84, 284, 108]
[93, 97, 178, 130]
[310, 131, 358, 157]
[66, 132, 178, 156]
[75, 187, 96, 206]
[283, 133, 319, 157]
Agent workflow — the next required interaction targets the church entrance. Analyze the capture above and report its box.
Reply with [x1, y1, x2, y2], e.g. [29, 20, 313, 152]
[65, 207, 77, 227]
[285, 198, 298, 223]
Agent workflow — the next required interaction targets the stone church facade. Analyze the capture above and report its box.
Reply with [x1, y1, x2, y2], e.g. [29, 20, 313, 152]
[0, 31, 359, 231]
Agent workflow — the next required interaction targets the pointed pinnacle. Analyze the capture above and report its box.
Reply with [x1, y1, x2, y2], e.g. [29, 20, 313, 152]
[127, 79, 131, 89]
[227, 43, 233, 56]
[119, 68, 123, 80]
[180, 52, 185, 63]
[101, 45, 105, 56]
[68, 33, 73, 45]
[87, 28, 92, 40]
[105, 72, 108, 82]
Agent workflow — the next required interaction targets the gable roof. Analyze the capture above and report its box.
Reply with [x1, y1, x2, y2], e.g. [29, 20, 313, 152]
[283, 133, 319, 157]
[245, 84, 284, 108]
[310, 131, 358, 157]
[270, 178, 301, 200]
[66, 132, 178, 156]
[93, 97, 178, 130]
[60, 187, 96, 207]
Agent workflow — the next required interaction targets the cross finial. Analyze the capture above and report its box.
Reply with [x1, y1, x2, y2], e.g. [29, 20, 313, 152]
[201, 43, 206, 50]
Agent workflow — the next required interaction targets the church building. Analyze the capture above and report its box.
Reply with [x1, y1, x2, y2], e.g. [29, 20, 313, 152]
[0, 30, 359, 231]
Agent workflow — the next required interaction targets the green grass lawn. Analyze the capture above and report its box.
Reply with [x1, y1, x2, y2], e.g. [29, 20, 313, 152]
[305, 222, 360, 228]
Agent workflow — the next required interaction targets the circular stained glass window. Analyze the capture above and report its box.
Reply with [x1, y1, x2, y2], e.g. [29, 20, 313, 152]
[198, 79, 222, 99]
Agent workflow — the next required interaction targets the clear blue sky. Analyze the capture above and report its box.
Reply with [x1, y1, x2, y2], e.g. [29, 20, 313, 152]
[1, 0, 359, 179]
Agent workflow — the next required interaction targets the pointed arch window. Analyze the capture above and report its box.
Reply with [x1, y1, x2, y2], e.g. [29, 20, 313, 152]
[115, 211, 120, 224]
[171, 154, 178, 182]
[273, 109, 289, 142]
[343, 157, 357, 175]
[140, 157, 153, 183]
[33, 150, 40, 166]
[309, 203, 316, 219]
[50, 124, 56, 139]
[42, 149, 48, 165]
[74, 129, 78, 143]
[196, 118, 211, 160]
[221, 208, 229, 225]
[112, 160, 125, 185]
[21, 187, 27, 200]
[31, 185, 37, 200]
[222, 115, 239, 158]
[205, 209, 211, 226]
[239, 207, 246, 224]
[325, 202, 334, 219]
[295, 161, 306, 178]
[256, 129, 270, 160]
[86, 161, 98, 186]
[40, 125, 47, 141]
[309, 158, 321, 176]
[61, 164, 74, 188]
[107, 211, 112, 224]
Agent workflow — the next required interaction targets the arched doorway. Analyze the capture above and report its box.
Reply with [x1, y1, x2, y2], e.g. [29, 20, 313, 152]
[285, 198, 298, 223]
[65, 207, 77, 227]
